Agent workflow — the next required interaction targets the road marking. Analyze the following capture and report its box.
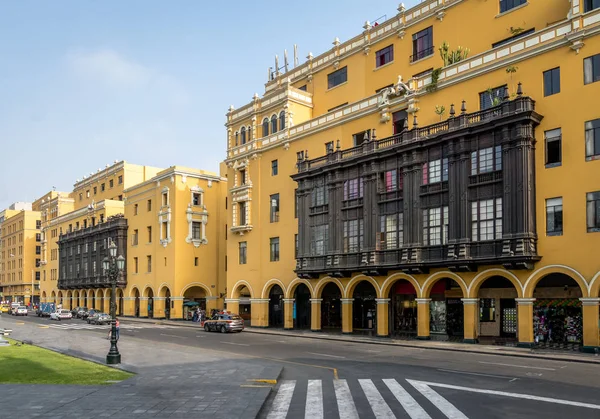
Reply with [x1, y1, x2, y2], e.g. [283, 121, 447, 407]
[160, 333, 187, 339]
[267, 380, 295, 419]
[410, 380, 600, 410]
[438, 368, 516, 380]
[333, 379, 359, 419]
[38, 326, 49, 329]
[219, 341, 250, 346]
[359, 379, 395, 418]
[408, 380, 469, 419]
[248, 379, 277, 384]
[306, 352, 346, 359]
[305, 380, 323, 419]
[383, 379, 432, 419]
[241, 384, 272, 388]
[478, 361, 555, 371]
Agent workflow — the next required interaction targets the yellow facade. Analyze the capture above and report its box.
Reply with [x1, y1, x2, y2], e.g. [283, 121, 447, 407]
[225, 0, 600, 350]
[0, 204, 41, 305]
[122, 166, 227, 320]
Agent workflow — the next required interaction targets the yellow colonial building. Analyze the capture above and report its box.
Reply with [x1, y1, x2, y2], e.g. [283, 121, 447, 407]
[0, 203, 42, 305]
[224, 0, 600, 351]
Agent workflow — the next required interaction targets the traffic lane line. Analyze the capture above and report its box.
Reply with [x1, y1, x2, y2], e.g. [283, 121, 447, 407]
[306, 352, 346, 359]
[477, 361, 556, 371]
[160, 333, 187, 339]
[219, 341, 250, 346]
[437, 368, 518, 381]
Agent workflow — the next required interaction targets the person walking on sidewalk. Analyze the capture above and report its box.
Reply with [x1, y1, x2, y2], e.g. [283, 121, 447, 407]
[107, 318, 120, 341]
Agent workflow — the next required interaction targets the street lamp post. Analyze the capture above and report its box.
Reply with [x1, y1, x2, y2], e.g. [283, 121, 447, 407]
[102, 239, 125, 365]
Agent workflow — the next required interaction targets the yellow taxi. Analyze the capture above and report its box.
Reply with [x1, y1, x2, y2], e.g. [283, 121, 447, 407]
[0, 305, 10, 313]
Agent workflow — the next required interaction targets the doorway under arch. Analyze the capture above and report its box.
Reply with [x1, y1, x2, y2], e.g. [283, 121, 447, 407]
[477, 275, 519, 344]
[268, 285, 284, 328]
[133, 288, 140, 317]
[388, 279, 418, 338]
[294, 284, 311, 329]
[321, 282, 342, 330]
[352, 281, 377, 334]
[145, 288, 154, 318]
[183, 286, 207, 320]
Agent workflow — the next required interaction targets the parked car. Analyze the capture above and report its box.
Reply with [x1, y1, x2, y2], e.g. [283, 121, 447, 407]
[82, 309, 99, 320]
[76, 308, 89, 319]
[71, 306, 84, 317]
[87, 312, 111, 325]
[50, 309, 73, 321]
[14, 306, 28, 316]
[8, 303, 20, 315]
[0, 304, 9, 314]
[37, 302, 56, 317]
[203, 313, 244, 333]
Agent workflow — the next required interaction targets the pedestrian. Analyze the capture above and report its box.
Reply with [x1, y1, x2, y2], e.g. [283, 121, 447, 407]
[107, 318, 120, 340]
[192, 310, 198, 322]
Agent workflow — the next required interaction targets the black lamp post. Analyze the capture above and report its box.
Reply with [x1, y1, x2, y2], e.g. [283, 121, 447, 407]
[103, 239, 125, 365]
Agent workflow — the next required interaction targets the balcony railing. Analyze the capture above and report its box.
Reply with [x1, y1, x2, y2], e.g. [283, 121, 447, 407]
[409, 46, 435, 63]
[297, 95, 535, 174]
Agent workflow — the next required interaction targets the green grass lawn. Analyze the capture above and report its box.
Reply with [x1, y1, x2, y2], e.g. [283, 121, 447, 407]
[0, 338, 133, 385]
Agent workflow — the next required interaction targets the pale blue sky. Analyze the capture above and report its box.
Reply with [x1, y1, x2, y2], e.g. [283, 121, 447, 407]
[0, 0, 420, 210]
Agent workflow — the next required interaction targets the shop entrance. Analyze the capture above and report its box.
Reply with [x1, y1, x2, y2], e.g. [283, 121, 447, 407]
[389, 281, 418, 338]
[429, 278, 464, 341]
[183, 286, 207, 321]
[477, 276, 519, 344]
[294, 284, 311, 329]
[533, 273, 583, 349]
[117, 289, 124, 316]
[134, 289, 140, 317]
[235, 285, 252, 323]
[352, 281, 377, 333]
[146, 289, 154, 319]
[268, 285, 284, 328]
[321, 282, 342, 330]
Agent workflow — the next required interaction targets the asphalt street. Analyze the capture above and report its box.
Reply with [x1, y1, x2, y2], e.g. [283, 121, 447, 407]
[3, 313, 600, 419]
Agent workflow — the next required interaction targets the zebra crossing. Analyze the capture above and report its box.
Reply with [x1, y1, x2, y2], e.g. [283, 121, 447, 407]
[44, 323, 177, 330]
[263, 378, 462, 419]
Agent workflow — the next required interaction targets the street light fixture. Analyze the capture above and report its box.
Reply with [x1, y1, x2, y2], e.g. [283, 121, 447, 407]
[102, 239, 125, 365]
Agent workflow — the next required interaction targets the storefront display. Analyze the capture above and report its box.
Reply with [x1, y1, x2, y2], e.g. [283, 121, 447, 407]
[533, 299, 583, 344]
[429, 300, 447, 334]
[391, 293, 417, 335]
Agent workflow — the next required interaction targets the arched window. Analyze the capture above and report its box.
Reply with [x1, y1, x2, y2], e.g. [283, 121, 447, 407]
[262, 118, 269, 137]
[279, 111, 286, 130]
[240, 127, 246, 144]
[247, 126, 252, 142]
[235, 131, 239, 146]
[271, 115, 278, 133]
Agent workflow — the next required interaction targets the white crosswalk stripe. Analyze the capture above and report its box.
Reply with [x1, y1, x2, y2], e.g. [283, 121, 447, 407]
[45, 323, 176, 330]
[263, 378, 460, 419]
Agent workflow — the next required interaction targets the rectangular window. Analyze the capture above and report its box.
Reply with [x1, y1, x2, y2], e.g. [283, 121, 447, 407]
[343, 178, 364, 200]
[161, 221, 167, 239]
[471, 199, 503, 241]
[36, 233, 41, 242]
[327, 66, 348, 89]
[147, 255, 152, 273]
[147, 226, 152, 243]
[147, 199, 152, 211]
[86, 190, 90, 198]
[79, 193, 82, 201]
[101, 183, 105, 192]
[109, 179, 114, 188]
[192, 221, 201, 240]
[239, 169, 246, 185]
[118, 175, 123, 185]
[380, 213, 404, 250]
[411, 26, 433, 62]
[584, 0, 600, 12]
[393, 110, 408, 134]
[194, 257, 198, 266]
[270, 194, 280, 222]
[543, 67, 560, 96]
[353, 129, 371, 146]
[384, 170, 398, 192]
[422, 159, 449, 184]
[585, 118, 600, 159]
[134, 204, 138, 215]
[132, 229, 138, 246]
[310, 225, 329, 256]
[479, 85, 507, 110]
[271, 160, 278, 176]
[192, 192, 202, 206]
[35, 246, 41, 255]
[545, 128, 562, 167]
[270, 237, 280, 262]
[587, 191, 600, 232]
[546, 197, 563, 236]
[93, 186, 97, 195]
[239, 202, 247, 225]
[422, 207, 449, 246]
[376, 45, 394, 67]
[343, 219, 364, 253]
[239, 242, 247, 264]
[471, 146, 502, 175]
[296, 151, 304, 161]
[133, 257, 138, 273]
[499, 0, 526, 13]
[295, 234, 299, 258]
[162, 192, 168, 206]
[584, 53, 600, 85]
[312, 182, 328, 206]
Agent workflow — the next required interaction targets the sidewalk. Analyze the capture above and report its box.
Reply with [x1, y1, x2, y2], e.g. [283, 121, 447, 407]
[122, 316, 600, 365]
[2, 318, 281, 419]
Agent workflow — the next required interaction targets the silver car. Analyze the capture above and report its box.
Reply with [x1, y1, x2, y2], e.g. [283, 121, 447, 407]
[203, 313, 245, 333]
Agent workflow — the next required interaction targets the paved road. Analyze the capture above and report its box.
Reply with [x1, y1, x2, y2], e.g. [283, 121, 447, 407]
[4, 314, 600, 419]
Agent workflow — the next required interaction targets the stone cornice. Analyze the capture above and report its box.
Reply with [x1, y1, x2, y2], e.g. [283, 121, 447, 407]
[73, 161, 125, 190]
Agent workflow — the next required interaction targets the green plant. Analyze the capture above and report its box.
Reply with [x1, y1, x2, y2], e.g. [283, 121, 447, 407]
[506, 65, 518, 97]
[487, 88, 503, 107]
[439, 41, 470, 67]
[509, 26, 524, 35]
[435, 105, 446, 120]
[426, 68, 442, 93]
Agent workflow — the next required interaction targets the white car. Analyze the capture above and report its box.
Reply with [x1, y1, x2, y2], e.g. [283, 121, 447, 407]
[15, 306, 28, 316]
[50, 309, 72, 321]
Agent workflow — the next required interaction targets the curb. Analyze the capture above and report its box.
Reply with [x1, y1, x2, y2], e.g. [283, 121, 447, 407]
[120, 317, 600, 365]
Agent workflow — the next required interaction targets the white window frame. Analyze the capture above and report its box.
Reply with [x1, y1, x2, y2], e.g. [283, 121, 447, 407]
[471, 198, 503, 242]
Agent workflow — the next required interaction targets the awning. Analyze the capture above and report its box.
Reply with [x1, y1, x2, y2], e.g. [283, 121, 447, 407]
[183, 301, 200, 307]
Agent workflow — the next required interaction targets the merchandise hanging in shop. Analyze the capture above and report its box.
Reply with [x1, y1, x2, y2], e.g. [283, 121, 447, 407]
[533, 299, 582, 344]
